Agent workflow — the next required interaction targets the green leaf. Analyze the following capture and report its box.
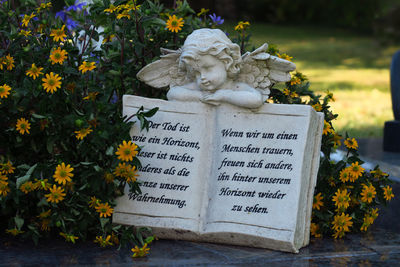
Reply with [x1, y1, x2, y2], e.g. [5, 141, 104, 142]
[14, 216, 24, 230]
[94, 165, 102, 172]
[47, 139, 54, 154]
[32, 113, 46, 119]
[106, 146, 114, 156]
[100, 218, 109, 230]
[16, 164, 37, 188]
[143, 107, 159, 118]
[16, 175, 30, 188]
[26, 164, 38, 176]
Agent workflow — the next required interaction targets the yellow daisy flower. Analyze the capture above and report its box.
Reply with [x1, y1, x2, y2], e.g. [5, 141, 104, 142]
[19, 30, 32, 37]
[60, 232, 79, 243]
[26, 63, 44, 79]
[197, 8, 209, 16]
[104, 172, 114, 184]
[0, 181, 10, 196]
[94, 235, 113, 247]
[290, 77, 301, 86]
[6, 228, 24, 236]
[40, 219, 51, 231]
[79, 61, 96, 73]
[116, 10, 131, 19]
[310, 222, 321, 238]
[38, 209, 51, 218]
[312, 192, 324, 210]
[326, 90, 335, 101]
[125, 165, 139, 183]
[115, 140, 138, 162]
[4, 54, 15, 71]
[283, 88, 290, 96]
[22, 13, 36, 27]
[383, 186, 394, 201]
[42, 72, 62, 93]
[0, 174, 7, 181]
[360, 184, 376, 203]
[348, 162, 364, 181]
[339, 168, 351, 183]
[53, 162, 74, 185]
[277, 53, 293, 62]
[88, 196, 100, 208]
[45, 185, 66, 203]
[166, 15, 184, 33]
[104, 4, 117, 13]
[114, 162, 129, 177]
[332, 133, 342, 147]
[360, 214, 373, 232]
[74, 127, 93, 140]
[131, 243, 150, 258]
[16, 118, 31, 135]
[50, 47, 68, 65]
[34, 178, 51, 191]
[1, 161, 15, 174]
[123, 3, 140, 11]
[323, 120, 333, 135]
[20, 181, 36, 193]
[102, 34, 115, 43]
[331, 213, 352, 238]
[0, 84, 11, 98]
[50, 25, 67, 42]
[344, 137, 358, 150]
[95, 202, 114, 217]
[312, 103, 322, 112]
[370, 168, 388, 179]
[370, 208, 379, 220]
[83, 92, 98, 101]
[332, 188, 350, 210]
[36, 2, 52, 12]
[234, 21, 250, 31]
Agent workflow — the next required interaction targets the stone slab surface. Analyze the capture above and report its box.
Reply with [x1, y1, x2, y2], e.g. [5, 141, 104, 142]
[1, 180, 399, 266]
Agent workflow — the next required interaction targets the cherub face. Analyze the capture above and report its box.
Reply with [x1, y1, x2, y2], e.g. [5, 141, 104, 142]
[191, 55, 227, 91]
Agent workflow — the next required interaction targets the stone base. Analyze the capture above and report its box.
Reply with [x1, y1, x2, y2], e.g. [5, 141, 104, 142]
[383, 120, 400, 152]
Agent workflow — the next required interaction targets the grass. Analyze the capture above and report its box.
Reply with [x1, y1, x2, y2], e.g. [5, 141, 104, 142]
[225, 23, 400, 137]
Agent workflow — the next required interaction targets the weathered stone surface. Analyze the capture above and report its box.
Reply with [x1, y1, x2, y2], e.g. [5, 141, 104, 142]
[113, 95, 324, 253]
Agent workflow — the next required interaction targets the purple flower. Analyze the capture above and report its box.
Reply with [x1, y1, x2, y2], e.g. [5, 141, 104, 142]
[209, 13, 224, 25]
[55, 10, 67, 21]
[66, 17, 79, 31]
[65, 0, 86, 12]
[110, 91, 118, 104]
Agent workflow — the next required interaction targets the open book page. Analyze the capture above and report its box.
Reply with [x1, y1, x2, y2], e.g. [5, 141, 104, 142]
[202, 104, 319, 250]
[113, 96, 214, 233]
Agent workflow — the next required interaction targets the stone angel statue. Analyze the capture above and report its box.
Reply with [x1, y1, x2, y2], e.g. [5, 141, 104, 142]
[137, 28, 296, 109]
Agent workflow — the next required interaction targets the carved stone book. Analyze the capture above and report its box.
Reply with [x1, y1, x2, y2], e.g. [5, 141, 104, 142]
[113, 95, 324, 253]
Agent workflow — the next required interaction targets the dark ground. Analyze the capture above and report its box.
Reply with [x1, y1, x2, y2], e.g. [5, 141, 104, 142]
[1, 138, 400, 266]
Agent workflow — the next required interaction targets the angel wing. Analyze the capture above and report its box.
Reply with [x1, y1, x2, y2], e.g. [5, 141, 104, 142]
[136, 48, 188, 89]
[237, 43, 296, 100]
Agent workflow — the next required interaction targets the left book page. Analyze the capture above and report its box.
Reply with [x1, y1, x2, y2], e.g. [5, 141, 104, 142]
[113, 95, 214, 235]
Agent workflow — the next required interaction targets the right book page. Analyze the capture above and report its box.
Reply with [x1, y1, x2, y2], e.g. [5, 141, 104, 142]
[201, 103, 323, 252]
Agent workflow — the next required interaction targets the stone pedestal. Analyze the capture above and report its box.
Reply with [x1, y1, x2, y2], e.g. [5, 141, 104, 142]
[384, 120, 400, 152]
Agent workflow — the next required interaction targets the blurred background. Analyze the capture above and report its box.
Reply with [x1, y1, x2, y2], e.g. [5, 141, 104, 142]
[55, 0, 400, 138]
[161, 0, 400, 138]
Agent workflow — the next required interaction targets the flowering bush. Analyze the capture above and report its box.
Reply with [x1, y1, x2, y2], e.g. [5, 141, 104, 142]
[0, 0, 395, 258]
